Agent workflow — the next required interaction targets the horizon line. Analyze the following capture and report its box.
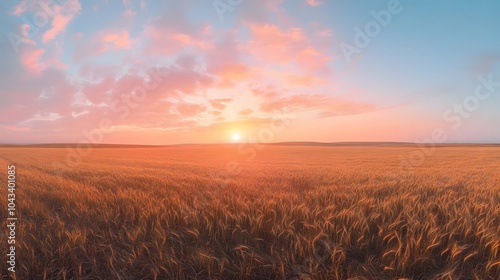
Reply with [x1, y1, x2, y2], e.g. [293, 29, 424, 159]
[1, 141, 499, 147]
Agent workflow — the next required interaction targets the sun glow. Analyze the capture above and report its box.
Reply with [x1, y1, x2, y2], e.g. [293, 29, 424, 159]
[232, 133, 240, 142]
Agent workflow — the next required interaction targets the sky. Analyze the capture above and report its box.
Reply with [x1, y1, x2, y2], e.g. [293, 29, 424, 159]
[1, 0, 500, 144]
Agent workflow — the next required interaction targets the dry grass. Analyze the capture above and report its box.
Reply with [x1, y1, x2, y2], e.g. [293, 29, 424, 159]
[0, 145, 499, 279]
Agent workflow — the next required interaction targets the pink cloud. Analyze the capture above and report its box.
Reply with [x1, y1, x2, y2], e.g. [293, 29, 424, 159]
[176, 103, 207, 116]
[0, 67, 79, 135]
[42, 14, 72, 43]
[11, 1, 28, 15]
[141, 4, 214, 57]
[102, 30, 132, 49]
[81, 76, 116, 104]
[73, 60, 217, 129]
[17, 39, 68, 74]
[306, 0, 323, 7]
[246, 23, 331, 72]
[286, 74, 326, 86]
[14, 0, 82, 43]
[123, 9, 136, 17]
[73, 32, 83, 41]
[203, 30, 253, 87]
[16, 24, 36, 46]
[251, 85, 281, 99]
[232, 0, 289, 24]
[73, 29, 133, 61]
[73, 42, 108, 62]
[45, 58, 67, 70]
[79, 64, 121, 81]
[143, 25, 212, 56]
[20, 47, 45, 74]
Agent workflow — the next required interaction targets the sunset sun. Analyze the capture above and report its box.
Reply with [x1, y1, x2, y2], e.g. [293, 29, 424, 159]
[232, 132, 240, 142]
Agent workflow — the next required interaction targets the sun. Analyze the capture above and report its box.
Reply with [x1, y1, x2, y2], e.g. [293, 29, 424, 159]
[232, 132, 240, 142]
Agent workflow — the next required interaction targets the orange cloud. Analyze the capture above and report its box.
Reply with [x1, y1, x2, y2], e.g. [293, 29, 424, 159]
[214, 63, 249, 87]
[210, 99, 232, 110]
[239, 108, 253, 116]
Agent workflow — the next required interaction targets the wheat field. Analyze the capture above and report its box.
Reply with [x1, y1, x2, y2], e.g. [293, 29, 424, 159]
[0, 145, 499, 279]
